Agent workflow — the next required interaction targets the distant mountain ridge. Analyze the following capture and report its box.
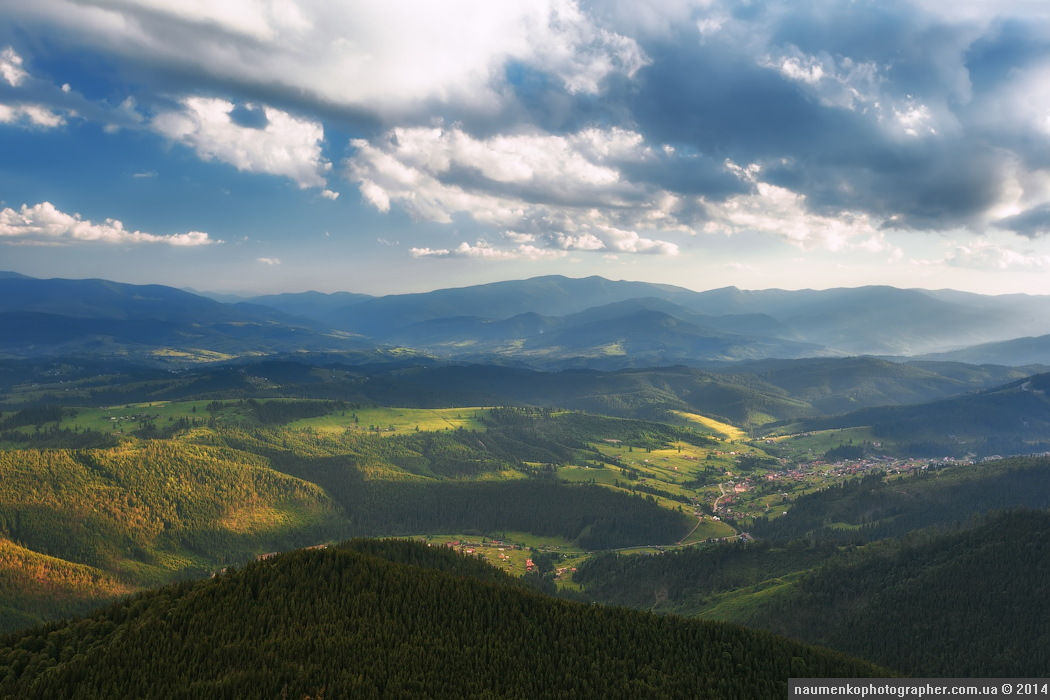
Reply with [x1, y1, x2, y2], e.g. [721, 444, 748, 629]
[6, 271, 1050, 367]
[917, 334, 1050, 366]
[0, 274, 382, 361]
[243, 275, 1050, 360]
[239, 275, 1050, 365]
[781, 370, 1050, 456]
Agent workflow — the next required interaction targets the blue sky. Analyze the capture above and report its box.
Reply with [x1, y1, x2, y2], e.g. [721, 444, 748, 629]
[3, 0, 1050, 296]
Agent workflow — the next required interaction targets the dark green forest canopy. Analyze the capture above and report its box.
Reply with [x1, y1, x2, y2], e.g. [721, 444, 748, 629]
[0, 541, 885, 698]
[748, 456, 1050, 543]
[728, 510, 1050, 677]
[574, 510, 1050, 678]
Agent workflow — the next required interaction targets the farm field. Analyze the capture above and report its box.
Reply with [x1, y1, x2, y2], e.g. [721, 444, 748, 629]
[672, 411, 747, 440]
[0, 389, 996, 638]
[2, 401, 490, 439]
[764, 426, 880, 458]
[288, 406, 488, 435]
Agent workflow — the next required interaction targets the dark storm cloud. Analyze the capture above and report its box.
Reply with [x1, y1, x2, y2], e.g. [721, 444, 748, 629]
[617, 151, 750, 199]
[997, 204, 1050, 238]
[608, 1, 1050, 230]
[629, 39, 875, 160]
[964, 18, 1050, 92]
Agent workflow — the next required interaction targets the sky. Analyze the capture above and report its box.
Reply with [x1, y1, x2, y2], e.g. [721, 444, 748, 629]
[3, 1, 1050, 296]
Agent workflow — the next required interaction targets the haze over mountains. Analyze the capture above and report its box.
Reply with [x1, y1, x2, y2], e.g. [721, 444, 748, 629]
[243, 275, 1050, 361]
[5, 272, 1050, 368]
[5, 269, 1050, 687]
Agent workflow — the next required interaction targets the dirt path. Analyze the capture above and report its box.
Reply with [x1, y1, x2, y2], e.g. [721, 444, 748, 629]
[677, 515, 703, 545]
[713, 482, 728, 511]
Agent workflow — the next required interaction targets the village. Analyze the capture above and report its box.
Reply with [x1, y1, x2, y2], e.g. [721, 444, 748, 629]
[710, 453, 980, 523]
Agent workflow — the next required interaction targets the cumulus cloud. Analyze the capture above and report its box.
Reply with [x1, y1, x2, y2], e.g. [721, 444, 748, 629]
[0, 47, 28, 86]
[4, 0, 643, 117]
[944, 240, 1050, 271]
[0, 103, 66, 128]
[0, 202, 215, 246]
[701, 166, 879, 251]
[9, 0, 1050, 266]
[257, 256, 281, 265]
[760, 47, 882, 112]
[320, 189, 339, 200]
[410, 240, 567, 260]
[0, 47, 78, 130]
[349, 124, 686, 257]
[153, 97, 329, 188]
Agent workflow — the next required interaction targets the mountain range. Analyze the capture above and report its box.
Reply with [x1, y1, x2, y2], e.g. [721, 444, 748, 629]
[6, 271, 1050, 367]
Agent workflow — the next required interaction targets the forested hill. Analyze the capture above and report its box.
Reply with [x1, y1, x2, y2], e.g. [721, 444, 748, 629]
[574, 510, 1050, 678]
[0, 541, 885, 698]
[719, 510, 1050, 677]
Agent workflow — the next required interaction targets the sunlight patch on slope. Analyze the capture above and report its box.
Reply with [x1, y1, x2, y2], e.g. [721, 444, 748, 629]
[672, 411, 746, 441]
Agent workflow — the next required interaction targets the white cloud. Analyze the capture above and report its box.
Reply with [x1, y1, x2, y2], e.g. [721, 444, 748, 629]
[0, 47, 27, 86]
[408, 246, 450, 258]
[0, 103, 66, 128]
[257, 256, 281, 265]
[152, 96, 329, 188]
[760, 46, 952, 141]
[6, 0, 644, 116]
[525, 0, 648, 95]
[771, 54, 825, 85]
[760, 47, 883, 112]
[944, 241, 1050, 271]
[410, 240, 567, 260]
[978, 59, 1050, 141]
[348, 124, 682, 257]
[117, 0, 311, 43]
[702, 164, 879, 251]
[320, 188, 339, 200]
[891, 101, 936, 137]
[591, 225, 679, 255]
[0, 202, 215, 246]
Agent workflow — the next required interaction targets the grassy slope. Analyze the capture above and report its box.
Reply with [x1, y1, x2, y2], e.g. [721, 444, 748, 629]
[0, 405, 716, 632]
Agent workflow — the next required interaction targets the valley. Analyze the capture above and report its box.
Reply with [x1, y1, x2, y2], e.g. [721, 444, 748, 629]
[9, 3, 1050, 691]
[2, 273, 1050, 688]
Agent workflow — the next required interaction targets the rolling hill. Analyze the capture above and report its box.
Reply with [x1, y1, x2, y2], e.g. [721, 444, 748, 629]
[576, 509, 1050, 677]
[1, 354, 1036, 431]
[918, 333, 1050, 366]
[714, 510, 1050, 677]
[782, 371, 1050, 456]
[727, 356, 1035, 415]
